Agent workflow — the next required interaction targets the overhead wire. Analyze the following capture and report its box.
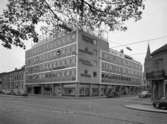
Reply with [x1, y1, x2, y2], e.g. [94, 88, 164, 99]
[110, 35, 167, 48]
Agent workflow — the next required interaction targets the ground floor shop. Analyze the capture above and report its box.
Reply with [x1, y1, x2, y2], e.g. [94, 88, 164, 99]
[26, 83, 140, 97]
[152, 80, 167, 100]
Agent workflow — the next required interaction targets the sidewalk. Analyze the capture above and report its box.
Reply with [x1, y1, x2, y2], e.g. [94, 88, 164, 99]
[0, 94, 106, 100]
[125, 104, 167, 113]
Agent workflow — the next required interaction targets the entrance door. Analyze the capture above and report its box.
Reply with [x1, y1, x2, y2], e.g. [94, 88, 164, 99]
[34, 86, 41, 94]
[152, 82, 158, 99]
[165, 84, 167, 97]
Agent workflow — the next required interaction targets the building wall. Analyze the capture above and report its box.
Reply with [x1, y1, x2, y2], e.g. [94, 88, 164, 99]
[9, 70, 23, 90]
[77, 31, 109, 84]
[151, 53, 167, 73]
[2, 74, 10, 90]
[0, 68, 25, 93]
[101, 50, 142, 86]
[25, 32, 77, 85]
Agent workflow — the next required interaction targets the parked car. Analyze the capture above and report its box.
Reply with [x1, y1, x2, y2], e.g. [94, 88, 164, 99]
[138, 91, 151, 98]
[0, 90, 3, 94]
[153, 97, 167, 109]
[9, 90, 17, 95]
[3, 90, 11, 95]
[19, 90, 28, 96]
[105, 88, 120, 98]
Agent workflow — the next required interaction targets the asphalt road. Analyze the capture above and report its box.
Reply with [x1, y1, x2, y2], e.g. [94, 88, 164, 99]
[0, 95, 166, 124]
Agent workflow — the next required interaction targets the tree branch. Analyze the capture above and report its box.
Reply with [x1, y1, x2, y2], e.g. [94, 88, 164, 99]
[43, 0, 72, 31]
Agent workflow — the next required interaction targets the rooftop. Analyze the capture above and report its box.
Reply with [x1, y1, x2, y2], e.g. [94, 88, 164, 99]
[151, 44, 167, 56]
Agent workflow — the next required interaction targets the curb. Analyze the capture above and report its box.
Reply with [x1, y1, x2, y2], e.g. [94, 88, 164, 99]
[125, 104, 167, 114]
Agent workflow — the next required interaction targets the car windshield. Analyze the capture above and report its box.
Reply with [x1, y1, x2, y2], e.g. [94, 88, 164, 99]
[142, 91, 148, 94]
[161, 96, 167, 100]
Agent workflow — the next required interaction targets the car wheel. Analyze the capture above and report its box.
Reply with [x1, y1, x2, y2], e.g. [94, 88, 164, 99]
[153, 103, 156, 107]
[155, 103, 160, 109]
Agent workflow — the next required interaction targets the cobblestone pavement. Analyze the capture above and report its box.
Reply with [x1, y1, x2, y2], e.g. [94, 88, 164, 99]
[0, 95, 166, 124]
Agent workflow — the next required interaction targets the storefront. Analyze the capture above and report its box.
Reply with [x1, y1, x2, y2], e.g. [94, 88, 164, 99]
[63, 84, 75, 96]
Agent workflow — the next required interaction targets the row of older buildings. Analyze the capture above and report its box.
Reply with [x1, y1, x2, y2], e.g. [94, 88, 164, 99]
[0, 67, 25, 94]
[0, 30, 143, 96]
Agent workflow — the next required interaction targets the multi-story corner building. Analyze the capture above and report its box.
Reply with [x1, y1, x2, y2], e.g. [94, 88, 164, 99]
[145, 44, 167, 99]
[25, 30, 142, 96]
[0, 67, 25, 94]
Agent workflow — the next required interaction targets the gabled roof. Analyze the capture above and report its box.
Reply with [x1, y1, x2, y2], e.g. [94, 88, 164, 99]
[151, 44, 167, 56]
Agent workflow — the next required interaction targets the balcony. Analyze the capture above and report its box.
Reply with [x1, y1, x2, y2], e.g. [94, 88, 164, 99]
[146, 70, 166, 80]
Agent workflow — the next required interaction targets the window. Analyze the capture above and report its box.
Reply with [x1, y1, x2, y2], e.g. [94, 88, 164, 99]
[54, 41, 57, 48]
[84, 70, 88, 74]
[82, 35, 94, 45]
[93, 60, 97, 66]
[54, 61, 57, 69]
[93, 72, 97, 77]
[54, 51, 57, 57]
[85, 47, 88, 51]
[155, 58, 164, 71]
[71, 33, 76, 40]
[70, 57, 75, 65]
[66, 70, 70, 76]
[66, 47, 71, 55]
[61, 49, 65, 56]
[58, 60, 63, 67]
[71, 45, 76, 55]
[57, 72, 62, 78]
[93, 40, 97, 45]
[57, 40, 60, 46]
[61, 38, 65, 45]
[63, 59, 67, 66]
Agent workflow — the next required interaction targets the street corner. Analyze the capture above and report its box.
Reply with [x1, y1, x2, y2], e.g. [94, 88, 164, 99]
[125, 104, 167, 114]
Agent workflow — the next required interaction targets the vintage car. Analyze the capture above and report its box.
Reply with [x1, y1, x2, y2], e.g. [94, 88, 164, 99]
[138, 91, 151, 98]
[153, 97, 167, 109]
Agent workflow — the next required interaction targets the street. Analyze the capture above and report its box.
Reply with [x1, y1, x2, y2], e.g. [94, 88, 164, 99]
[0, 95, 166, 124]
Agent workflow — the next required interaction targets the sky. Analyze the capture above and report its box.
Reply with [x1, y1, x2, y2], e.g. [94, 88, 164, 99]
[0, 0, 167, 73]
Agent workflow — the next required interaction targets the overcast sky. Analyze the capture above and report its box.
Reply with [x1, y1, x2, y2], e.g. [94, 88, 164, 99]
[0, 0, 167, 73]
